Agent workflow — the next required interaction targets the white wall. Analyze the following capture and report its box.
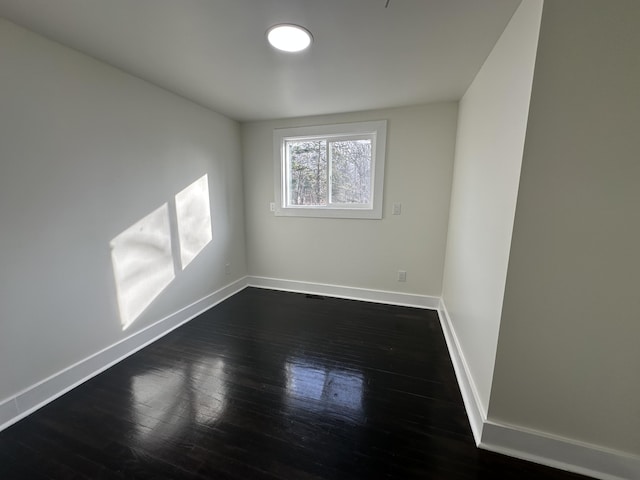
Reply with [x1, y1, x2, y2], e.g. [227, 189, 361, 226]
[0, 19, 246, 403]
[441, 0, 543, 415]
[242, 103, 457, 296]
[490, 0, 640, 457]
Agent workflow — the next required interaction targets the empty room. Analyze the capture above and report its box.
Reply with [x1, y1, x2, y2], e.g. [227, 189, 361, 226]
[0, 0, 638, 479]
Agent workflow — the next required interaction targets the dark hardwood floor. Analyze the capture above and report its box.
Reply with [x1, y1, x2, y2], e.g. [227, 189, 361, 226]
[0, 288, 592, 479]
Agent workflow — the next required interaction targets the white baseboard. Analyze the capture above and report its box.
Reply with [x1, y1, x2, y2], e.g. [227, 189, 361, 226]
[0, 277, 248, 433]
[437, 299, 486, 444]
[438, 298, 639, 480]
[481, 421, 640, 480]
[0, 397, 19, 430]
[247, 276, 440, 309]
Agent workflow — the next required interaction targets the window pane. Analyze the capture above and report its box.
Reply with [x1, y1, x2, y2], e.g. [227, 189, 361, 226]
[287, 140, 327, 206]
[274, 120, 386, 218]
[330, 139, 372, 205]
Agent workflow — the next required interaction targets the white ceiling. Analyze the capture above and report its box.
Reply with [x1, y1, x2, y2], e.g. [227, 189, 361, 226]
[0, 0, 521, 122]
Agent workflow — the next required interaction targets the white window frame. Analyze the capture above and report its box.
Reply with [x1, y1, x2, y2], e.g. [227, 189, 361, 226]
[274, 120, 387, 219]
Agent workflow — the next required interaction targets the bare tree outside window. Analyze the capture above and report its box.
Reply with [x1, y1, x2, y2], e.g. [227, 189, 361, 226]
[330, 140, 371, 204]
[287, 140, 327, 206]
[286, 138, 372, 207]
[275, 120, 386, 219]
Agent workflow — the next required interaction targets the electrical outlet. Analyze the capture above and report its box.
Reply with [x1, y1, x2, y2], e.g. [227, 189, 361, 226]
[225, 263, 231, 275]
[398, 270, 407, 282]
[392, 203, 402, 215]
[270, 202, 275, 212]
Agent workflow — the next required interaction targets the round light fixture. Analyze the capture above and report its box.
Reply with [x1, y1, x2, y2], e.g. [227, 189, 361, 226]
[267, 24, 312, 52]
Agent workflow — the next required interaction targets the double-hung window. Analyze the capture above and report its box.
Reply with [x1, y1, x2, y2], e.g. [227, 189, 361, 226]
[274, 120, 387, 219]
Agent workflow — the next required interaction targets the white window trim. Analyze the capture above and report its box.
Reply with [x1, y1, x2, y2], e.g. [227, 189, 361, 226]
[273, 120, 387, 219]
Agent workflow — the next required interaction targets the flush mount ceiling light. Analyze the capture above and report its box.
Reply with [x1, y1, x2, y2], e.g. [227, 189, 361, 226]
[267, 24, 312, 52]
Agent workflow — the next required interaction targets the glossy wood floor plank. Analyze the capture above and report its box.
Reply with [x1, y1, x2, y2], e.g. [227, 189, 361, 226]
[0, 288, 592, 479]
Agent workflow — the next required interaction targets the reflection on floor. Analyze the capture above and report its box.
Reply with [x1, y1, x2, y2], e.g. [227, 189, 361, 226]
[286, 358, 364, 423]
[132, 358, 227, 450]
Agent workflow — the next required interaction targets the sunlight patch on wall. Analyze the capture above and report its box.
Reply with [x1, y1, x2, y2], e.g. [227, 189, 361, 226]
[175, 174, 212, 269]
[110, 174, 213, 331]
[110, 204, 175, 330]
